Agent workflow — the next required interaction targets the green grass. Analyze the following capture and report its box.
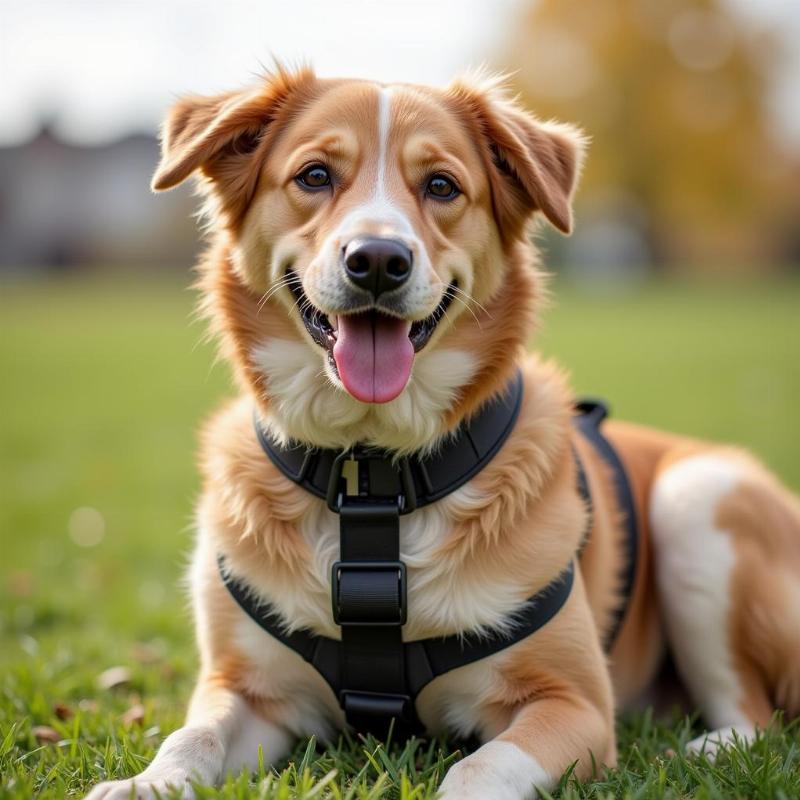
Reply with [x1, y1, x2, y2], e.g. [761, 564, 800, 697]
[1, 273, 799, 798]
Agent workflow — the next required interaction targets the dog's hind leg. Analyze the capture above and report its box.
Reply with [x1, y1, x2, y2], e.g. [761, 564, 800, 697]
[85, 675, 292, 799]
[650, 450, 800, 757]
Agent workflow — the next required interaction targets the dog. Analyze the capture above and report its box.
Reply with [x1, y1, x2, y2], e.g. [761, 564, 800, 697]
[86, 66, 800, 799]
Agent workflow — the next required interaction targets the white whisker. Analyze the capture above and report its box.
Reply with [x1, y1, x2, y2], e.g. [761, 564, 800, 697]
[431, 281, 489, 326]
[448, 294, 481, 326]
[258, 273, 301, 313]
[449, 283, 491, 318]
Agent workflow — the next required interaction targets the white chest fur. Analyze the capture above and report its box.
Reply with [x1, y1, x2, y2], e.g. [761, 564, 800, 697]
[265, 493, 541, 642]
[196, 503, 515, 739]
[251, 338, 479, 454]
[196, 483, 537, 740]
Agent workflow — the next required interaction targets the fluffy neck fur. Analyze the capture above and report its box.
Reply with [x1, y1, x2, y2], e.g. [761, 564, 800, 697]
[198, 237, 541, 454]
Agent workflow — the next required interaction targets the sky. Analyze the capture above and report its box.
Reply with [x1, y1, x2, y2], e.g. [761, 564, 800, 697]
[0, 0, 519, 144]
[1, 0, 798, 148]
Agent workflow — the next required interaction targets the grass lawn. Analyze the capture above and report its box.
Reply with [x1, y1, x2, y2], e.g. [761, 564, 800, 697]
[1, 272, 799, 798]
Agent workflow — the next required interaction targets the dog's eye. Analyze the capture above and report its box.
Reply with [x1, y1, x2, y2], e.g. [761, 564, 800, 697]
[425, 174, 460, 200]
[296, 164, 331, 190]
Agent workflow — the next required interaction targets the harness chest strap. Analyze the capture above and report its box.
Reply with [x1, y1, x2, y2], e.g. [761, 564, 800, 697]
[218, 556, 575, 731]
[218, 373, 638, 733]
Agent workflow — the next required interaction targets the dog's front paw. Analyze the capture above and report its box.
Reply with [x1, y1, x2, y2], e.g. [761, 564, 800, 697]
[684, 723, 756, 761]
[438, 741, 551, 800]
[84, 769, 195, 800]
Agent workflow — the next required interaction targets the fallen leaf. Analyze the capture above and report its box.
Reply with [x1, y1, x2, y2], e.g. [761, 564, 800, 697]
[53, 702, 73, 721]
[132, 642, 161, 664]
[8, 570, 34, 598]
[120, 704, 145, 727]
[160, 663, 177, 681]
[32, 725, 60, 744]
[97, 666, 131, 690]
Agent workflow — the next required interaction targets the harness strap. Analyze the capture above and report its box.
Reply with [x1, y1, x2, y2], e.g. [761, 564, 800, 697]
[217, 555, 575, 734]
[573, 400, 639, 649]
[255, 371, 525, 515]
[335, 501, 409, 732]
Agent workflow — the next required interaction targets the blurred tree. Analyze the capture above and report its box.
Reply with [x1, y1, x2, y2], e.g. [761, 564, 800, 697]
[501, 0, 798, 269]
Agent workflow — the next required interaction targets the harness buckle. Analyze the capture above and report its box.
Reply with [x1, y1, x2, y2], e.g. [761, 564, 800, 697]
[326, 448, 417, 514]
[339, 690, 413, 721]
[331, 560, 408, 625]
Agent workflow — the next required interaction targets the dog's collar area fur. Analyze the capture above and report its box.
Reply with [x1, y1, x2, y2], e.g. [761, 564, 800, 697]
[254, 369, 525, 515]
[219, 377, 638, 735]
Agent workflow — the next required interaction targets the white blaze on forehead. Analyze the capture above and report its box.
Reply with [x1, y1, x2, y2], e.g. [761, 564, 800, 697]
[311, 83, 435, 315]
[376, 86, 391, 203]
[334, 85, 413, 237]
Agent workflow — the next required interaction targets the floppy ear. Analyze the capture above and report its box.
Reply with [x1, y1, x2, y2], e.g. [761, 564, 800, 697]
[448, 74, 587, 236]
[151, 67, 315, 220]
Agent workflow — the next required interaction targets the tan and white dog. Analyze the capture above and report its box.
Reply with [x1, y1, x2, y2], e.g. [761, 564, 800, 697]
[87, 67, 800, 800]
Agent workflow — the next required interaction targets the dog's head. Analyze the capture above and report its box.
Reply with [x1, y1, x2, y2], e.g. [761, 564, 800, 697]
[153, 67, 585, 451]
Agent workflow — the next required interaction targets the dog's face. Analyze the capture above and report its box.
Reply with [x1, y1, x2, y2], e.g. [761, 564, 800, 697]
[153, 68, 584, 444]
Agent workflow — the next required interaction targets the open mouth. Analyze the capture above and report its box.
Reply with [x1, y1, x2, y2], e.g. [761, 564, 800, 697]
[287, 270, 456, 403]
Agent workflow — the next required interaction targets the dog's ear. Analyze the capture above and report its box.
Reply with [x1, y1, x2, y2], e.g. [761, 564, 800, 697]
[151, 67, 315, 219]
[448, 73, 587, 237]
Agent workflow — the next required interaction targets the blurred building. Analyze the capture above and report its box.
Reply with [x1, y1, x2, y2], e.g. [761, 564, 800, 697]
[0, 124, 198, 273]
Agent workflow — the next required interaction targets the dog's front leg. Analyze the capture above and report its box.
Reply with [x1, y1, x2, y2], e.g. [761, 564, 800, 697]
[437, 585, 616, 800]
[438, 694, 615, 800]
[85, 673, 292, 799]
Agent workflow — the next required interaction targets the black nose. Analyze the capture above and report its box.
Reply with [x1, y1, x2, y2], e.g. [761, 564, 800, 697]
[343, 237, 413, 298]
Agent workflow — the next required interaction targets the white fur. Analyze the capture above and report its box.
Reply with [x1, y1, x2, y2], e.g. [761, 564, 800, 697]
[226, 572, 510, 744]
[650, 454, 750, 731]
[223, 706, 293, 775]
[376, 86, 392, 204]
[416, 655, 499, 739]
[252, 338, 477, 454]
[229, 611, 342, 739]
[438, 741, 553, 800]
[685, 723, 756, 759]
[191, 514, 342, 734]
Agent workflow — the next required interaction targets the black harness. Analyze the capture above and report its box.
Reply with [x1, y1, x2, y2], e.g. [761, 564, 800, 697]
[218, 373, 638, 735]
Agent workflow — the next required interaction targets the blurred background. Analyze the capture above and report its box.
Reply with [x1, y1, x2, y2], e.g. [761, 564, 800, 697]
[1, 0, 798, 275]
[1, 0, 798, 772]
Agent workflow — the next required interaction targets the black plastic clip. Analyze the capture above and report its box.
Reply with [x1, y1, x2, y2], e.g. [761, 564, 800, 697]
[339, 690, 412, 721]
[326, 449, 417, 514]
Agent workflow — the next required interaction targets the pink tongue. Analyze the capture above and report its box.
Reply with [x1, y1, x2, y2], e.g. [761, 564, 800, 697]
[333, 313, 414, 403]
